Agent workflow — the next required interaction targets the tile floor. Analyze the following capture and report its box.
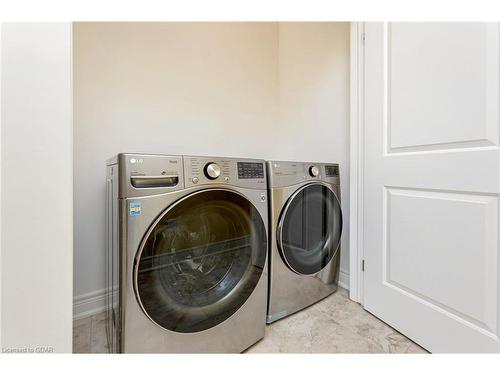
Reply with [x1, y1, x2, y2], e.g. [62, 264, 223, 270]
[73, 288, 427, 354]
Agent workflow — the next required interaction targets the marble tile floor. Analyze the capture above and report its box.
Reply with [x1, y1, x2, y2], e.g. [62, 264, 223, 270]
[73, 288, 427, 354]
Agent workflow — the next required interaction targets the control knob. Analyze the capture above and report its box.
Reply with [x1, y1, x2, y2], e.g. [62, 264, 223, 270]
[309, 166, 320, 177]
[204, 162, 221, 180]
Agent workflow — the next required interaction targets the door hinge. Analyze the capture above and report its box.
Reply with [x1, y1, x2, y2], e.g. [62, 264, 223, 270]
[361, 33, 366, 43]
[361, 259, 365, 272]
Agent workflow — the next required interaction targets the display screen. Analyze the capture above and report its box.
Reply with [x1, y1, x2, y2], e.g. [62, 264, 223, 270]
[237, 162, 264, 179]
[325, 165, 339, 177]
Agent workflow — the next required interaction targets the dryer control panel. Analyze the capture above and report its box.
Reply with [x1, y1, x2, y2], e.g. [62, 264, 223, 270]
[267, 160, 340, 188]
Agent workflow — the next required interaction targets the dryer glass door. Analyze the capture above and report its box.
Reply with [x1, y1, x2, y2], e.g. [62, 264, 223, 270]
[278, 183, 342, 275]
[134, 189, 267, 333]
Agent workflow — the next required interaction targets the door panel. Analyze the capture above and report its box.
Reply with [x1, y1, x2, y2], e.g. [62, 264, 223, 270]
[388, 23, 499, 151]
[363, 22, 500, 352]
[386, 188, 498, 334]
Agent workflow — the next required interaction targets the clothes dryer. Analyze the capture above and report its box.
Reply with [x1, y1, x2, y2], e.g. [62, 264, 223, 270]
[266, 161, 342, 323]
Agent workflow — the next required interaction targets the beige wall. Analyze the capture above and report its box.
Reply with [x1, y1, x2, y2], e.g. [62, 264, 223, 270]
[73, 22, 350, 317]
[2, 23, 73, 352]
[278, 22, 350, 278]
[73, 22, 280, 315]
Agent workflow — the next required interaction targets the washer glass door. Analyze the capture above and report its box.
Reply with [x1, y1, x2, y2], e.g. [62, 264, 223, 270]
[134, 189, 267, 333]
[278, 183, 342, 275]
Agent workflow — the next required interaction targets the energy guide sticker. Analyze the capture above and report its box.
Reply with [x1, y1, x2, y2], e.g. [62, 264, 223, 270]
[129, 201, 141, 216]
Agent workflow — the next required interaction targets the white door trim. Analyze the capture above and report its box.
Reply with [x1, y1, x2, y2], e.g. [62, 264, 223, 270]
[1, 23, 73, 352]
[349, 22, 365, 303]
[0, 23, 3, 349]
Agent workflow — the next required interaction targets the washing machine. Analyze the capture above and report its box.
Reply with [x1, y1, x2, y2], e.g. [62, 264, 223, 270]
[266, 161, 342, 323]
[105, 153, 269, 353]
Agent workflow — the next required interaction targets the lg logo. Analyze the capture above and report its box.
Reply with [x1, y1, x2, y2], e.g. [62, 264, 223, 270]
[130, 158, 143, 164]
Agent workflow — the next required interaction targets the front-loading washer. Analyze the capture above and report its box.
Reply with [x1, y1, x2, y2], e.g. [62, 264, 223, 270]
[266, 160, 342, 323]
[105, 153, 268, 353]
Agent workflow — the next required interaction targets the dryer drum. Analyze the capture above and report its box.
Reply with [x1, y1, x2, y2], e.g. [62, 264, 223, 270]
[277, 183, 342, 276]
[134, 189, 267, 334]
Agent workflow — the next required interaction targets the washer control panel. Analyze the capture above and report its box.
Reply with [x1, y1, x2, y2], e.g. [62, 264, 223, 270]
[114, 153, 267, 197]
[237, 162, 265, 179]
[184, 156, 266, 189]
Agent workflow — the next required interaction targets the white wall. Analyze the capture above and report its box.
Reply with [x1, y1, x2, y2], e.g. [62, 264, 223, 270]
[73, 22, 350, 318]
[278, 23, 351, 285]
[1, 23, 73, 353]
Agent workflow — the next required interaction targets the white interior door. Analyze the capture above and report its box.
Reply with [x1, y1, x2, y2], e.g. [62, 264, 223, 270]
[363, 22, 500, 353]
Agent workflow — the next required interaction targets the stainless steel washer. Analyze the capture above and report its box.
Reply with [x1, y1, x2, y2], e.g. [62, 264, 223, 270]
[106, 153, 268, 353]
[266, 161, 342, 323]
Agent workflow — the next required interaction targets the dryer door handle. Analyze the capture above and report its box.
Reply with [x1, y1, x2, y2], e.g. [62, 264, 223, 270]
[130, 175, 179, 188]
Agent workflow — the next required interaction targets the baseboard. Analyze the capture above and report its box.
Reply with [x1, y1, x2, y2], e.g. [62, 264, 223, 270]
[339, 269, 350, 290]
[73, 289, 108, 321]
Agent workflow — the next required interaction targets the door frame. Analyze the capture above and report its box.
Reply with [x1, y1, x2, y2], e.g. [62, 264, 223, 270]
[349, 22, 365, 304]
